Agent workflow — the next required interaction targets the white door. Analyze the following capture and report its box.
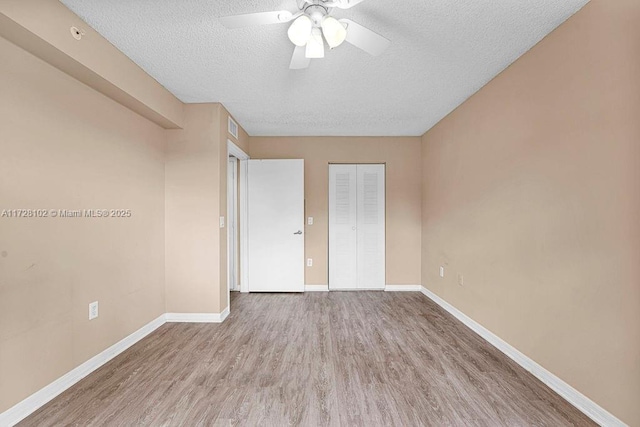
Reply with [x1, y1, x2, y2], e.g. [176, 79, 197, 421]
[248, 159, 304, 292]
[328, 165, 357, 289]
[329, 164, 385, 290]
[356, 164, 385, 289]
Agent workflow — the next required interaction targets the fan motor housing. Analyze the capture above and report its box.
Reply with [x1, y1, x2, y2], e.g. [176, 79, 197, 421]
[305, 5, 328, 25]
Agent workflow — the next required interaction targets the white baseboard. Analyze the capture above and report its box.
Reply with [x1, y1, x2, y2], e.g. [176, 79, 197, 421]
[4, 291, 623, 427]
[0, 308, 233, 426]
[305, 284, 329, 292]
[219, 306, 230, 322]
[385, 284, 422, 292]
[419, 286, 626, 427]
[165, 309, 229, 323]
[0, 314, 166, 427]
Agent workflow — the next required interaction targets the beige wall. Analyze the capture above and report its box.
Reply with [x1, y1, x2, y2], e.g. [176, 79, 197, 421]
[165, 104, 223, 313]
[165, 104, 248, 314]
[2, 0, 637, 423]
[420, 0, 640, 424]
[0, 34, 246, 411]
[218, 110, 228, 311]
[218, 105, 249, 312]
[0, 37, 166, 412]
[250, 137, 422, 286]
[0, 2, 248, 407]
[0, 0, 183, 129]
[218, 107, 249, 309]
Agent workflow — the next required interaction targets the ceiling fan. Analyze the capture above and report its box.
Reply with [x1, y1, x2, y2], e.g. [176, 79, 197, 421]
[219, 0, 391, 69]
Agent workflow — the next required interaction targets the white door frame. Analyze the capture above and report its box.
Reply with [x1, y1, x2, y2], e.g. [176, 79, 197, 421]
[227, 140, 250, 295]
[227, 156, 238, 291]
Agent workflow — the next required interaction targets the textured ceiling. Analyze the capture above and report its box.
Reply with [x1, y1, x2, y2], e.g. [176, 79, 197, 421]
[60, 0, 588, 136]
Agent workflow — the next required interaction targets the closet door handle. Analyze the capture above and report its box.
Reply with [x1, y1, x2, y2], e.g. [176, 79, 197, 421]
[294, 230, 302, 235]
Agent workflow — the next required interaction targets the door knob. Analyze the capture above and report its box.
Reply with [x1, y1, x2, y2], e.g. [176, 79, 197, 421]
[294, 230, 302, 235]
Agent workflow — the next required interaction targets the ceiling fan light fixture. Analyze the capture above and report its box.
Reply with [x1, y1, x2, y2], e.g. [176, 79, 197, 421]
[321, 16, 347, 49]
[287, 15, 313, 47]
[305, 27, 325, 58]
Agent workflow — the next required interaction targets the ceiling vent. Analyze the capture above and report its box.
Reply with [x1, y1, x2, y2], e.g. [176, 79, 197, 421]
[228, 116, 239, 140]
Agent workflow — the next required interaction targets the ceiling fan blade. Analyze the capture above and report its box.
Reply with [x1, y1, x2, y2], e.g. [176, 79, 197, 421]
[290, 45, 311, 69]
[339, 19, 390, 56]
[331, 0, 368, 9]
[220, 10, 298, 29]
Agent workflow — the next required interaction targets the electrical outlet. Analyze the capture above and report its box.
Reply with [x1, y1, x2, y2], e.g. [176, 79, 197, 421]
[457, 273, 464, 286]
[89, 301, 99, 320]
[439, 266, 445, 278]
[307, 258, 313, 267]
[219, 216, 225, 228]
[307, 217, 314, 225]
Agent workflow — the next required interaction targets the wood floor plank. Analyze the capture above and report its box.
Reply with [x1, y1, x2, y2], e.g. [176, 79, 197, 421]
[18, 292, 595, 426]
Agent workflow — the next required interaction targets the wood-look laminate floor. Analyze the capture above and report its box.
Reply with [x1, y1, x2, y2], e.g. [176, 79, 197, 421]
[20, 292, 595, 426]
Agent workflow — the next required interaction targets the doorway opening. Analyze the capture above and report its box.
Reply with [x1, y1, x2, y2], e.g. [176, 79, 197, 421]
[227, 140, 249, 301]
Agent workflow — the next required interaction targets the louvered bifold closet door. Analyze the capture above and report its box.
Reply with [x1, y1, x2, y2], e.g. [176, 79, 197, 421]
[356, 164, 385, 289]
[329, 165, 358, 289]
[329, 164, 385, 291]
